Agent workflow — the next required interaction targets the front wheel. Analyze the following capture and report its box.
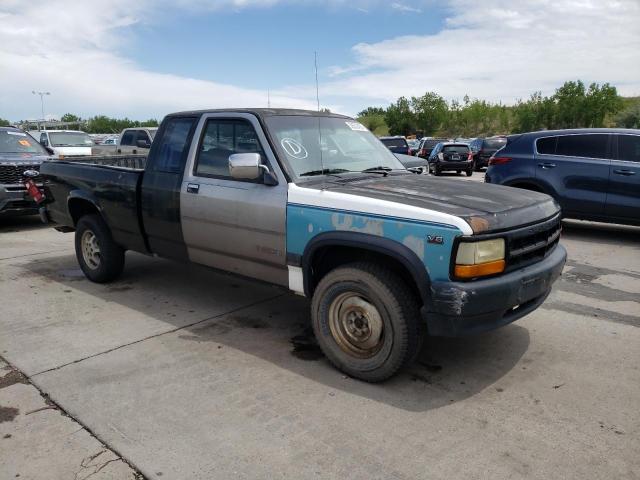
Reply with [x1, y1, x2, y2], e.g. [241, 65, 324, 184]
[311, 262, 423, 382]
[466, 168, 473, 177]
[75, 214, 125, 283]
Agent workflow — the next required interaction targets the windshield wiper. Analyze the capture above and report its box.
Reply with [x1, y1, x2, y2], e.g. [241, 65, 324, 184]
[299, 168, 350, 177]
[361, 166, 393, 176]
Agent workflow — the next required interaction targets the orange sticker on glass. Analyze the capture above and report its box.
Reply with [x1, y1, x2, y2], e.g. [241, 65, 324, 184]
[18, 139, 32, 146]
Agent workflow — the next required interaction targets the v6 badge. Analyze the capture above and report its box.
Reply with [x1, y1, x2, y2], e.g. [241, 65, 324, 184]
[427, 235, 444, 245]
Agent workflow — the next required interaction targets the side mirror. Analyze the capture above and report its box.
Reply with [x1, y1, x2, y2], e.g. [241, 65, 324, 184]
[136, 139, 151, 148]
[40, 139, 48, 147]
[437, 152, 444, 161]
[229, 153, 278, 185]
[45, 146, 55, 155]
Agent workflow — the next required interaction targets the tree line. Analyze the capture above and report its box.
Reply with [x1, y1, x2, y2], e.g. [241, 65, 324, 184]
[357, 80, 640, 138]
[59, 114, 159, 134]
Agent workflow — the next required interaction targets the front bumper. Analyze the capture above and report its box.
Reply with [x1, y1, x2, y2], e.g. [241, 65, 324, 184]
[0, 187, 39, 217]
[424, 244, 567, 336]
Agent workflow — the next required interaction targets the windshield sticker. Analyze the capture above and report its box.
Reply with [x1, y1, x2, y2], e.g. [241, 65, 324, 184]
[18, 139, 32, 146]
[6, 131, 27, 136]
[281, 138, 308, 159]
[345, 121, 367, 132]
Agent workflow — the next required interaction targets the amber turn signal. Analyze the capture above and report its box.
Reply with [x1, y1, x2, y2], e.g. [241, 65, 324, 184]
[454, 259, 505, 279]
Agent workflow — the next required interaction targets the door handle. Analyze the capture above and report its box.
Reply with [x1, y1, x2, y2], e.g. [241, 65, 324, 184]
[187, 183, 200, 194]
[537, 162, 556, 169]
[613, 169, 635, 176]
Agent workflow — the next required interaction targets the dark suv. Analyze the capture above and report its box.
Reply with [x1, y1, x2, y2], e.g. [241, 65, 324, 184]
[485, 129, 640, 226]
[416, 137, 447, 159]
[379, 136, 410, 155]
[469, 137, 507, 170]
[0, 127, 52, 217]
[428, 143, 474, 176]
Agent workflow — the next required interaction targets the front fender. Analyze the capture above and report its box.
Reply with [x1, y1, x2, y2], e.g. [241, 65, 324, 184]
[300, 231, 432, 307]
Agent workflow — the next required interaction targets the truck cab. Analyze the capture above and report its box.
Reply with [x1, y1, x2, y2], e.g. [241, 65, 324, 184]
[37, 130, 94, 157]
[39, 109, 566, 382]
[116, 127, 158, 154]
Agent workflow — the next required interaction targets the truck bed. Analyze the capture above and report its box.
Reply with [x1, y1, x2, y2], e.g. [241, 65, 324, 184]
[41, 158, 148, 253]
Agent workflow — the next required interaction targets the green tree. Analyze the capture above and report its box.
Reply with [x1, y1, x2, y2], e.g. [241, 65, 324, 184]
[0, 118, 10, 127]
[583, 83, 622, 127]
[384, 97, 416, 135]
[357, 106, 386, 117]
[61, 113, 81, 122]
[411, 92, 448, 136]
[357, 112, 388, 136]
[615, 101, 640, 128]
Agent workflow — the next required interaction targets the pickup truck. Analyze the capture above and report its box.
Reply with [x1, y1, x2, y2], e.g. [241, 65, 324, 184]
[38, 109, 566, 382]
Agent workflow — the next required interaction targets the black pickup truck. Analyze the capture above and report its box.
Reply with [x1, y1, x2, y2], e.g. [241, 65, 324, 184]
[38, 109, 566, 382]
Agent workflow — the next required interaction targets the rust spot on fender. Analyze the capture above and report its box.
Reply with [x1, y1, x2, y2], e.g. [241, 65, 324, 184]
[468, 216, 490, 233]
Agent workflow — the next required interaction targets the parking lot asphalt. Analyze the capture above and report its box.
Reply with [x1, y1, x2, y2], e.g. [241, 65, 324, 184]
[1, 173, 639, 480]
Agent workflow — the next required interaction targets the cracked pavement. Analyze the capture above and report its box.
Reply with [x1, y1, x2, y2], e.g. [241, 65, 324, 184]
[0, 197, 639, 479]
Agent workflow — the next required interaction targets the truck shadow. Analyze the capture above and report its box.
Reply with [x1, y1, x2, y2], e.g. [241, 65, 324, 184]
[22, 252, 530, 413]
[0, 215, 47, 233]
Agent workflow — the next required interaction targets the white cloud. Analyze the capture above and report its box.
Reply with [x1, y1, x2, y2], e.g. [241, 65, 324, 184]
[391, 3, 422, 13]
[0, 0, 321, 121]
[320, 0, 640, 110]
[1, 0, 639, 121]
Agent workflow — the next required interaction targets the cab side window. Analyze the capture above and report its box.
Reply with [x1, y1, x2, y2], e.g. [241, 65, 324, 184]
[151, 117, 197, 173]
[555, 134, 609, 159]
[195, 119, 264, 179]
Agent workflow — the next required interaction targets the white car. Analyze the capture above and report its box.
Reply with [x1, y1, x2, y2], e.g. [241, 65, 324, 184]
[36, 130, 94, 157]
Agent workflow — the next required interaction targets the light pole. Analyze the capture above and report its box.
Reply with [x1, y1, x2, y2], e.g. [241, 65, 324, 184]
[32, 90, 50, 122]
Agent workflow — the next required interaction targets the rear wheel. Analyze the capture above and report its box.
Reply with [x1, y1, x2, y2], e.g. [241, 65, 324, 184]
[311, 262, 423, 382]
[75, 214, 125, 283]
[466, 167, 473, 176]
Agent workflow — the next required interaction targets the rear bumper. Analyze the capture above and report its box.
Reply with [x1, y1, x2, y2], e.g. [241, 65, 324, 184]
[424, 244, 566, 337]
[431, 159, 473, 170]
[0, 188, 38, 217]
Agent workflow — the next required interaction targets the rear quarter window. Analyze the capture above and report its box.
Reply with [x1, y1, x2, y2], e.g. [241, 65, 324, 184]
[617, 135, 640, 162]
[442, 145, 469, 154]
[536, 136, 557, 155]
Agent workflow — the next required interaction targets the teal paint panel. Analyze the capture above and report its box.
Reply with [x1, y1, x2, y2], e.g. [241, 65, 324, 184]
[287, 203, 463, 281]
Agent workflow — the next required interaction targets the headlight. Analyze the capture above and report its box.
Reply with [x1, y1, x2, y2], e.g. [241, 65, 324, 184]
[454, 238, 505, 279]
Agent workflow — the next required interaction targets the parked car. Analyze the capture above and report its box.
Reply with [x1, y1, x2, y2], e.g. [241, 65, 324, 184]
[379, 136, 410, 155]
[35, 108, 565, 382]
[36, 130, 94, 157]
[416, 137, 447, 159]
[470, 137, 507, 171]
[394, 153, 429, 173]
[116, 127, 158, 154]
[407, 139, 420, 156]
[428, 142, 475, 176]
[485, 128, 640, 226]
[0, 127, 52, 216]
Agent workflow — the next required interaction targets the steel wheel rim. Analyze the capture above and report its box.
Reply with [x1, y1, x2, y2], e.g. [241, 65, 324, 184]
[328, 292, 384, 359]
[81, 230, 101, 270]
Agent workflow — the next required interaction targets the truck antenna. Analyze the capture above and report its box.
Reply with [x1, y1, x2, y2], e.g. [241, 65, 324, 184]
[314, 51, 320, 111]
[267, 89, 271, 108]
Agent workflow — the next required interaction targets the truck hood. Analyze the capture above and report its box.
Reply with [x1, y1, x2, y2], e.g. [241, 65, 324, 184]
[302, 174, 560, 234]
[0, 152, 51, 164]
[52, 146, 92, 156]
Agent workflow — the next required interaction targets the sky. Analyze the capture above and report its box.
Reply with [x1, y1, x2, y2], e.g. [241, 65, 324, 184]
[1, 0, 639, 122]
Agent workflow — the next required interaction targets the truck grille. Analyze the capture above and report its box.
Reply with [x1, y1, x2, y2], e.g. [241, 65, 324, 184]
[0, 164, 40, 186]
[506, 214, 561, 271]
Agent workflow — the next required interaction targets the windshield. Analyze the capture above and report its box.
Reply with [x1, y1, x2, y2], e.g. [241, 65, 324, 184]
[0, 130, 48, 154]
[49, 132, 94, 147]
[265, 116, 405, 178]
[380, 138, 407, 148]
[483, 138, 507, 149]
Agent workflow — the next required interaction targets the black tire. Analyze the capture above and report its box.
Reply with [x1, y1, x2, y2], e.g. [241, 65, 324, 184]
[466, 168, 473, 177]
[433, 165, 441, 176]
[474, 162, 482, 172]
[75, 214, 125, 283]
[311, 262, 423, 382]
[456, 170, 461, 174]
